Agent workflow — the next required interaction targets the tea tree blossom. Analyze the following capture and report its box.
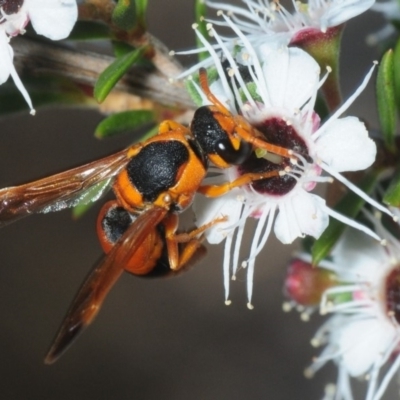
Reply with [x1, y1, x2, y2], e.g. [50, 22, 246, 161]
[190, 23, 392, 308]
[297, 221, 400, 400]
[0, 0, 78, 114]
[206, 0, 375, 35]
[179, 0, 374, 78]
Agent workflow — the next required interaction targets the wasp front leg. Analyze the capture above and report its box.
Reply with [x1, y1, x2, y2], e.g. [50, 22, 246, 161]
[162, 214, 227, 272]
[197, 170, 282, 197]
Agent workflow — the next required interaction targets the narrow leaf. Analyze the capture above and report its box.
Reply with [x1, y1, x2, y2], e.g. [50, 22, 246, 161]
[72, 179, 112, 219]
[384, 167, 400, 206]
[135, 0, 148, 32]
[195, 0, 208, 61]
[94, 46, 147, 103]
[112, 0, 136, 31]
[394, 38, 400, 110]
[311, 172, 378, 265]
[377, 49, 396, 152]
[95, 110, 155, 139]
[0, 77, 94, 115]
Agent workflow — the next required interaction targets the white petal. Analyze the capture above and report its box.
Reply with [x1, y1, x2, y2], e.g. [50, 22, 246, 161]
[0, 33, 12, 84]
[339, 318, 396, 377]
[27, 0, 78, 40]
[274, 191, 328, 244]
[331, 229, 387, 281]
[316, 117, 376, 172]
[319, 0, 375, 29]
[193, 191, 243, 244]
[262, 47, 320, 111]
[291, 192, 329, 238]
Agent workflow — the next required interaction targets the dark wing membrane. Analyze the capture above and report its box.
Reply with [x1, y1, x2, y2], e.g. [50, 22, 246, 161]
[0, 149, 129, 227]
[44, 206, 168, 364]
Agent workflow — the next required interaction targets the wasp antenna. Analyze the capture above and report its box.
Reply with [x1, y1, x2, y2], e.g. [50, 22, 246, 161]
[199, 68, 231, 116]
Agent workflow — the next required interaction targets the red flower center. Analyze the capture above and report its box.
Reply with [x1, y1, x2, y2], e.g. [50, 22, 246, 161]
[386, 267, 400, 324]
[0, 0, 23, 15]
[238, 117, 310, 196]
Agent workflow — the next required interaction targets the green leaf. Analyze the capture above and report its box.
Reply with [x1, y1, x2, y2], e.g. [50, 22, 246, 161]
[112, 41, 153, 67]
[384, 167, 400, 206]
[184, 66, 219, 106]
[112, 41, 136, 58]
[0, 77, 94, 115]
[394, 38, 400, 110]
[72, 179, 112, 219]
[134, 0, 148, 32]
[311, 172, 378, 265]
[195, 0, 208, 61]
[95, 110, 155, 139]
[377, 49, 397, 153]
[112, 0, 136, 31]
[94, 46, 147, 103]
[68, 20, 110, 40]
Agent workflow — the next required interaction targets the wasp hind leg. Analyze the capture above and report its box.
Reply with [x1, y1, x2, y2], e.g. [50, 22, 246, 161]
[163, 214, 227, 272]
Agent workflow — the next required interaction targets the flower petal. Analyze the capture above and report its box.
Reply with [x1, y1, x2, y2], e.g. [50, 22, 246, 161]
[274, 191, 328, 244]
[331, 229, 388, 282]
[316, 116, 376, 172]
[339, 318, 396, 377]
[193, 190, 243, 244]
[261, 46, 320, 111]
[27, 0, 77, 40]
[0, 33, 12, 84]
[318, 0, 375, 30]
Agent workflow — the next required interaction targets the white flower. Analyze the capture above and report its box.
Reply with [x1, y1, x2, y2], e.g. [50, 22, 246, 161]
[303, 221, 400, 400]
[207, 0, 375, 34]
[177, 0, 374, 77]
[0, 0, 78, 114]
[190, 23, 392, 307]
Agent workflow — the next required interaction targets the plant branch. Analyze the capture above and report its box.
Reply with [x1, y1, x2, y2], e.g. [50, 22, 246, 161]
[12, 37, 195, 111]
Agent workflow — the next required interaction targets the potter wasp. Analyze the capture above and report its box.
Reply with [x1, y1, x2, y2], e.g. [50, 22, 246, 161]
[0, 69, 292, 363]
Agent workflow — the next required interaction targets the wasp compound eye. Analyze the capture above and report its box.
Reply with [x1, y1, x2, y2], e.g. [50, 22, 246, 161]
[216, 138, 252, 165]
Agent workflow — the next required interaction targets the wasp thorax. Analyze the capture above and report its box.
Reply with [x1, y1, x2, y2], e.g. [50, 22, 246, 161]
[0, 0, 23, 15]
[385, 267, 400, 324]
[238, 117, 311, 196]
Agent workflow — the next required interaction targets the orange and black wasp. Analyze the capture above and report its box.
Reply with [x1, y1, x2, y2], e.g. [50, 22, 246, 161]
[0, 69, 293, 363]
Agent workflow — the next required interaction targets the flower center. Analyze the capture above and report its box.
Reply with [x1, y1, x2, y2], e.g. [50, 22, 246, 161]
[0, 0, 23, 16]
[385, 267, 400, 324]
[238, 117, 310, 196]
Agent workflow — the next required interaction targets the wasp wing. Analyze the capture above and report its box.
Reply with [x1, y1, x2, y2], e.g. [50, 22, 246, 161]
[44, 206, 168, 364]
[0, 149, 129, 227]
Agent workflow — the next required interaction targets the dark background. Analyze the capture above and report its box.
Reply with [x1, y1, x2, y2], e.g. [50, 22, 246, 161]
[0, 1, 392, 399]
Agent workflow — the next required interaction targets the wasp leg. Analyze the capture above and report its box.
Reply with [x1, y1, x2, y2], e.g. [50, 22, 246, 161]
[163, 214, 227, 272]
[198, 170, 281, 197]
[235, 123, 294, 160]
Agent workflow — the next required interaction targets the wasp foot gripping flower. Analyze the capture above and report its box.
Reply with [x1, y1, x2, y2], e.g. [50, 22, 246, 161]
[0, 0, 78, 114]
[190, 23, 393, 308]
[299, 218, 400, 400]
